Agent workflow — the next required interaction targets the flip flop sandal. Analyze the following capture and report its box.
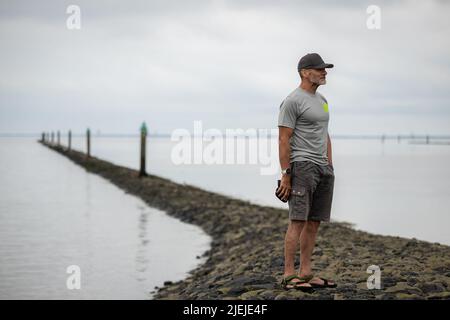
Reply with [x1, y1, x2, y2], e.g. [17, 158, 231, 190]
[281, 275, 315, 293]
[308, 277, 337, 288]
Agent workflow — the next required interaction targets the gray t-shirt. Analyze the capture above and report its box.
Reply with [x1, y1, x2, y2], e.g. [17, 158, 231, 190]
[278, 87, 330, 165]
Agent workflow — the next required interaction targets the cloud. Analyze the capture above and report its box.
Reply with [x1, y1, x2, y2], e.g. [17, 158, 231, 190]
[0, 0, 449, 134]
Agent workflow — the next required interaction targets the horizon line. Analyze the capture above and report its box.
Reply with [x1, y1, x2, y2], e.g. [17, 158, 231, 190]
[2, 133, 450, 139]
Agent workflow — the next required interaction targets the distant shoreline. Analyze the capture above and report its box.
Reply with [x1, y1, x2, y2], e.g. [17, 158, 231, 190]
[40, 141, 450, 300]
[4, 133, 450, 140]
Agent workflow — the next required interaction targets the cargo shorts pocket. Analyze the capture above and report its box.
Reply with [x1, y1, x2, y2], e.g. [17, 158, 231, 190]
[290, 186, 307, 212]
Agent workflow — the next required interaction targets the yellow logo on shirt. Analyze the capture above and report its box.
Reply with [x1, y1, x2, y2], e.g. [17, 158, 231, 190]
[323, 103, 329, 113]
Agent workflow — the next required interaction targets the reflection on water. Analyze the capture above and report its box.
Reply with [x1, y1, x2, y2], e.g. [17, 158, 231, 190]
[0, 138, 211, 299]
[135, 208, 150, 281]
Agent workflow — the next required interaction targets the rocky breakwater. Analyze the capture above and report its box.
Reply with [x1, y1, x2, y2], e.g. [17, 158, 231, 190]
[41, 142, 450, 300]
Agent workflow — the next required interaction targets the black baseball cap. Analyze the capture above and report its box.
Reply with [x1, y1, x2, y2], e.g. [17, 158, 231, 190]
[297, 53, 334, 72]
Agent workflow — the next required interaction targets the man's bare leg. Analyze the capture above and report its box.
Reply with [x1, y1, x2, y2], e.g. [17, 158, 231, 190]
[298, 220, 320, 277]
[283, 220, 312, 288]
[299, 220, 335, 286]
[284, 220, 305, 276]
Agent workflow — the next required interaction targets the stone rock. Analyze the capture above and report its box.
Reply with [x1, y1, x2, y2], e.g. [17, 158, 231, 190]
[259, 290, 277, 300]
[239, 290, 265, 300]
[228, 286, 247, 295]
[217, 287, 231, 295]
[382, 276, 398, 288]
[288, 290, 311, 299]
[418, 282, 445, 293]
[313, 247, 323, 256]
[395, 293, 423, 300]
[196, 292, 209, 299]
[245, 283, 276, 291]
[274, 293, 289, 300]
[427, 292, 450, 300]
[357, 282, 369, 290]
[400, 271, 419, 277]
[385, 282, 422, 295]
[270, 257, 284, 267]
[228, 276, 258, 287]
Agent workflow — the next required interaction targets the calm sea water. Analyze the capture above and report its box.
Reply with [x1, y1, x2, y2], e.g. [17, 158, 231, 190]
[67, 135, 450, 245]
[0, 138, 211, 299]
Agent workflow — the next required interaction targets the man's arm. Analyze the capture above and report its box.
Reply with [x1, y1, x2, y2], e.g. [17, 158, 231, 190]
[278, 126, 293, 201]
[327, 133, 333, 166]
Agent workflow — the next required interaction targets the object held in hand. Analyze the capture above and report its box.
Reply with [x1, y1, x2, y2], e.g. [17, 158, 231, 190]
[275, 180, 288, 203]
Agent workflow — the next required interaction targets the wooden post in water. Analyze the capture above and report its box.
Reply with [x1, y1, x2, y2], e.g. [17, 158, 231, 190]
[57, 131, 60, 146]
[68, 130, 72, 151]
[51, 131, 54, 145]
[41, 132, 45, 142]
[139, 122, 148, 177]
[86, 128, 91, 158]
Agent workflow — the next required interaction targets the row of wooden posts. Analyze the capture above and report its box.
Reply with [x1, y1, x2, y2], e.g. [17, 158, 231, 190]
[382, 134, 431, 144]
[40, 122, 148, 177]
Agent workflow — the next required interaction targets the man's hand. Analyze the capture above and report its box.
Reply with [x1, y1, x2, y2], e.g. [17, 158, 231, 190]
[278, 126, 294, 202]
[276, 174, 292, 202]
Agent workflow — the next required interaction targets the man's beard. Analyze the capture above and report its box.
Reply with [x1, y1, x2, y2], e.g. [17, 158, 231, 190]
[310, 76, 326, 86]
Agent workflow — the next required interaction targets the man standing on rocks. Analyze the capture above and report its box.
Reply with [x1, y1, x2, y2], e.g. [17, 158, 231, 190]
[277, 53, 337, 290]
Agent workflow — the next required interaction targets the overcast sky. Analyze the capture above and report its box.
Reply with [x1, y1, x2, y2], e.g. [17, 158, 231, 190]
[1, 0, 449, 135]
